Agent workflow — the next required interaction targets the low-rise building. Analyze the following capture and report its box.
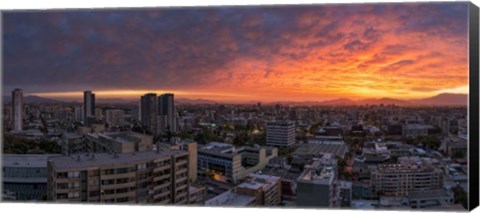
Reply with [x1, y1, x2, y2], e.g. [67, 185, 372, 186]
[198, 142, 277, 183]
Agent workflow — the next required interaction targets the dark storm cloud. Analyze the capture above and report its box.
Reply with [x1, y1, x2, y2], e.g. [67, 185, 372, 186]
[2, 2, 469, 95]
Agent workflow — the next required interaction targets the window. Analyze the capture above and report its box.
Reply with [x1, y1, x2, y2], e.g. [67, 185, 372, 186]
[68, 171, 80, 178]
[137, 163, 147, 170]
[68, 192, 80, 198]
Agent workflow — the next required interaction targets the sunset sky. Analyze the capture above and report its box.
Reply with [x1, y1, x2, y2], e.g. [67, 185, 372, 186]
[3, 2, 469, 103]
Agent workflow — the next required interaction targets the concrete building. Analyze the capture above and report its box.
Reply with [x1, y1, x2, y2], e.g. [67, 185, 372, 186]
[12, 88, 24, 131]
[235, 174, 282, 206]
[94, 108, 103, 121]
[61, 132, 84, 155]
[370, 164, 444, 198]
[296, 154, 339, 207]
[188, 184, 207, 205]
[160, 138, 198, 183]
[74, 105, 84, 123]
[198, 142, 278, 184]
[84, 132, 153, 154]
[3, 154, 61, 200]
[158, 93, 177, 133]
[140, 93, 158, 135]
[83, 91, 95, 126]
[46, 150, 190, 204]
[105, 109, 125, 127]
[266, 121, 295, 147]
[3, 105, 13, 129]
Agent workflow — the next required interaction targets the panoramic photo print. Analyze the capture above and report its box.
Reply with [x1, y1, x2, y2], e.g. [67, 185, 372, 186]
[1, 1, 474, 211]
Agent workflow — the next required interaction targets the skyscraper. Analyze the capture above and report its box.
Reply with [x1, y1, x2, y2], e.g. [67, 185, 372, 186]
[140, 93, 158, 135]
[158, 93, 177, 133]
[83, 91, 95, 126]
[12, 88, 24, 131]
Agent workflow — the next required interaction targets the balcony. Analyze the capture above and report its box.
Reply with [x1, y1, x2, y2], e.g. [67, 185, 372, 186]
[153, 174, 171, 182]
[153, 165, 171, 173]
[101, 181, 136, 190]
[100, 172, 136, 180]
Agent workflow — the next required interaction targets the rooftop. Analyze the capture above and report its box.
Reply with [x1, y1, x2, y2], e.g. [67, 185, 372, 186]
[205, 190, 255, 206]
[293, 143, 348, 158]
[3, 154, 61, 168]
[48, 150, 187, 170]
[237, 174, 281, 191]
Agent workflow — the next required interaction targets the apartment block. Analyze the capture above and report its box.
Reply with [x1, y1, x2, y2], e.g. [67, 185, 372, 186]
[370, 164, 444, 198]
[46, 150, 189, 204]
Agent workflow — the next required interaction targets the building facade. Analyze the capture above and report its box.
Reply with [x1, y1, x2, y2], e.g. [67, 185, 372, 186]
[140, 93, 158, 135]
[370, 164, 444, 198]
[266, 121, 295, 147]
[3, 154, 61, 200]
[83, 91, 95, 126]
[47, 150, 190, 204]
[12, 88, 24, 131]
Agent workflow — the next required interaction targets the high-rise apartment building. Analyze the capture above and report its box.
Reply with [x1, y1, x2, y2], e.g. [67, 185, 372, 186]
[266, 121, 295, 147]
[83, 91, 95, 126]
[46, 150, 190, 204]
[140, 93, 158, 135]
[12, 88, 24, 131]
[105, 109, 125, 127]
[158, 93, 177, 133]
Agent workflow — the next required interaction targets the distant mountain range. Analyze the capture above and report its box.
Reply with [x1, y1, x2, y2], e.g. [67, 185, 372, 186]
[2, 93, 467, 106]
[313, 93, 467, 106]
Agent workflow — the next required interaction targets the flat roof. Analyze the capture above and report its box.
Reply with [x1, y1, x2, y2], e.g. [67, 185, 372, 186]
[3, 154, 61, 168]
[48, 150, 187, 170]
[205, 190, 255, 206]
[237, 174, 281, 191]
[293, 143, 348, 158]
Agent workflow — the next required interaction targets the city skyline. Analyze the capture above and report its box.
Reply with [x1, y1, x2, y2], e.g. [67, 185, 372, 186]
[4, 3, 469, 102]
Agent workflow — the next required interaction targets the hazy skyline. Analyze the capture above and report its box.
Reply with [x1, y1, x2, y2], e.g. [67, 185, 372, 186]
[3, 3, 469, 102]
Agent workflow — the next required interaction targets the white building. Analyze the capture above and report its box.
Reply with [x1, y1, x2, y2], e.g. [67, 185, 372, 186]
[12, 88, 24, 131]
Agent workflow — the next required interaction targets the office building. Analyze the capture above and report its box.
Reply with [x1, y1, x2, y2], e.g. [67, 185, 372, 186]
[158, 93, 177, 133]
[296, 154, 339, 207]
[105, 109, 126, 127]
[3, 154, 61, 200]
[83, 91, 95, 126]
[46, 150, 190, 204]
[198, 142, 278, 183]
[140, 93, 158, 135]
[266, 121, 295, 147]
[235, 174, 282, 206]
[12, 88, 24, 131]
